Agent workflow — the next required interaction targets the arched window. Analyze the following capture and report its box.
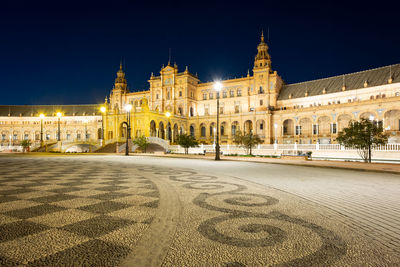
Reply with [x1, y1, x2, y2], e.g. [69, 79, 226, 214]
[201, 127, 206, 137]
[231, 125, 236, 136]
[190, 125, 195, 137]
[220, 125, 225, 136]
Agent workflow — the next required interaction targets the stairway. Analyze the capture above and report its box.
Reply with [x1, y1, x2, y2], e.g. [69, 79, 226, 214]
[94, 142, 118, 153]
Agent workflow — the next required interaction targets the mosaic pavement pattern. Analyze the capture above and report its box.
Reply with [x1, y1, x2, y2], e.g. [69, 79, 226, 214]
[0, 157, 159, 266]
[1, 156, 399, 266]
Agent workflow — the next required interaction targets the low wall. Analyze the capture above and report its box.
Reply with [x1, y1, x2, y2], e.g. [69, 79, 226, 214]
[168, 145, 400, 163]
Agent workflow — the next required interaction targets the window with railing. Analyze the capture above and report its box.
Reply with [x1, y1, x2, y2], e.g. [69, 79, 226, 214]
[203, 93, 207, 100]
[331, 123, 337, 134]
[313, 125, 318, 135]
[223, 91, 227, 98]
[230, 90, 234, 97]
[295, 125, 301, 135]
[237, 89, 242, 96]
[209, 92, 213, 99]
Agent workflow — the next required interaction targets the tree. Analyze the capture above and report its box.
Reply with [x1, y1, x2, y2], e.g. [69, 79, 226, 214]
[132, 136, 150, 153]
[233, 130, 263, 155]
[336, 118, 388, 163]
[21, 139, 32, 152]
[176, 134, 199, 154]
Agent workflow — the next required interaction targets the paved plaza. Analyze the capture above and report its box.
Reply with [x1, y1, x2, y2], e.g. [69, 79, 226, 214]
[0, 155, 399, 266]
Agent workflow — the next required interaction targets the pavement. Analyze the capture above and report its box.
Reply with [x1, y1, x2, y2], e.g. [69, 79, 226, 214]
[145, 153, 400, 175]
[0, 155, 399, 266]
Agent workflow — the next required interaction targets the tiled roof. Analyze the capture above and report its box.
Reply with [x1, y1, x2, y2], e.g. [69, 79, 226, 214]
[278, 64, 400, 100]
[0, 104, 102, 117]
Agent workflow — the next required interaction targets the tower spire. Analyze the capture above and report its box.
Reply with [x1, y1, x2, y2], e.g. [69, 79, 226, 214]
[254, 32, 271, 69]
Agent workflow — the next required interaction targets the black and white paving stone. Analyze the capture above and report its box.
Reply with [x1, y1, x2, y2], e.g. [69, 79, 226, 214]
[0, 155, 399, 266]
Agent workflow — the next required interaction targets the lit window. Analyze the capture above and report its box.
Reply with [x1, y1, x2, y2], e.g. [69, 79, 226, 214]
[209, 92, 213, 99]
[230, 90, 234, 97]
[203, 93, 207, 100]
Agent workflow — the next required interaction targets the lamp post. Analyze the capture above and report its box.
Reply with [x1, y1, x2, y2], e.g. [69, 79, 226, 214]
[83, 119, 88, 142]
[39, 114, 45, 147]
[124, 104, 132, 156]
[56, 112, 62, 141]
[100, 106, 106, 146]
[166, 111, 171, 142]
[214, 81, 222, 160]
[274, 123, 278, 144]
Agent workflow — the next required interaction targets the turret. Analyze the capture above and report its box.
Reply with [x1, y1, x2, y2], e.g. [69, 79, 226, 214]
[253, 31, 272, 70]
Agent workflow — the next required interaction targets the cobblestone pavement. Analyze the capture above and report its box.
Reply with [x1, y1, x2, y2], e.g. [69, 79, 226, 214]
[0, 155, 399, 266]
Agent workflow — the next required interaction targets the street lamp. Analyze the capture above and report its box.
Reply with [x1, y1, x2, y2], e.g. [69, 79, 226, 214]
[56, 112, 62, 141]
[123, 104, 132, 156]
[83, 119, 88, 142]
[165, 111, 171, 142]
[39, 113, 45, 147]
[214, 81, 222, 160]
[100, 106, 106, 146]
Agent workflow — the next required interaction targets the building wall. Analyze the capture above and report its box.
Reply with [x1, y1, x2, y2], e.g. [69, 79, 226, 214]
[0, 115, 102, 146]
[2, 36, 400, 148]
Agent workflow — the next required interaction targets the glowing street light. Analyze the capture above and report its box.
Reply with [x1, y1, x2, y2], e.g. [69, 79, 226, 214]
[56, 112, 62, 141]
[83, 119, 88, 141]
[100, 106, 106, 145]
[214, 81, 222, 160]
[39, 113, 45, 146]
[123, 104, 132, 156]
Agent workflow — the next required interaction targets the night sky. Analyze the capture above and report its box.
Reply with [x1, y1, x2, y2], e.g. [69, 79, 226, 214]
[1, 1, 399, 105]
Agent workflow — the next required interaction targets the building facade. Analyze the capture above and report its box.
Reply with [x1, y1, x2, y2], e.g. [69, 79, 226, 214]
[1, 33, 400, 149]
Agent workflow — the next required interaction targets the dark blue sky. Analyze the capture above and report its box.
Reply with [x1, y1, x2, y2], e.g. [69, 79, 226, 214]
[1, 1, 399, 105]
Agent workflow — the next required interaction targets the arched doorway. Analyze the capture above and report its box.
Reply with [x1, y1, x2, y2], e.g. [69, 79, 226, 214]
[167, 122, 172, 142]
[244, 120, 253, 134]
[159, 122, 165, 139]
[190, 124, 195, 137]
[174, 123, 179, 142]
[150, 120, 156, 137]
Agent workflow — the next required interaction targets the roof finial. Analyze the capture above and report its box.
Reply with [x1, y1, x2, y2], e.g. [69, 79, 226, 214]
[261, 30, 264, 42]
[247, 69, 250, 77]
[119, 60, 123, 70]
[388, 65, 393, 84]
[168, 48, 171, 66]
